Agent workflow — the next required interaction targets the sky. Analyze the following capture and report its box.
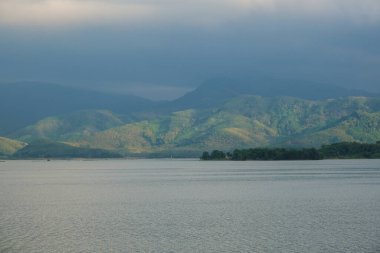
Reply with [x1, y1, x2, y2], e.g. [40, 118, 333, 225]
[0, 0, 379, 100]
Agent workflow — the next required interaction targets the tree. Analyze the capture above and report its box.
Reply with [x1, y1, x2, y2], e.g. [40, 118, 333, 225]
[201, 151, 210, 160]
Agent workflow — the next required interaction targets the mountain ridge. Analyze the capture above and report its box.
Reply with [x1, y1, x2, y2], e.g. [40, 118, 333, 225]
[9, 95, 379, 157]
[2, 79, 379, 157]
[167, 77, 377, 110]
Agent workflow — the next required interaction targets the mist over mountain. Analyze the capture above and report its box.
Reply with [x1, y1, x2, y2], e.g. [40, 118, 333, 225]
[0, 82, 154, 134]
[1, 0, 379, 106]
[169, 77, 376, 110]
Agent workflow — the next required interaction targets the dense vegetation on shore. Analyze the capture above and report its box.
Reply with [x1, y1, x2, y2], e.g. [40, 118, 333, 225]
[319, 142, 380, 159]
[201, 141, 380, 160]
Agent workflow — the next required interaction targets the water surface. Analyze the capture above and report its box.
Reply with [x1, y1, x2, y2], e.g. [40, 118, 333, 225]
[1, 159, 379, 252]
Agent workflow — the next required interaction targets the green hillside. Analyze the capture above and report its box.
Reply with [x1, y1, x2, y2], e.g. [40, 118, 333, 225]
[12, 139, 122, 159]
[0, 136, 25, 157]
[201, 142, 380, 161]
[279, 110, 380, 147]
[11, 110, 126, 142]
[9, 95, 380, 157]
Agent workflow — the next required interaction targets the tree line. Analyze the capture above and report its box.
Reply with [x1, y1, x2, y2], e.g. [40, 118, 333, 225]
[201, 141, 380, 160]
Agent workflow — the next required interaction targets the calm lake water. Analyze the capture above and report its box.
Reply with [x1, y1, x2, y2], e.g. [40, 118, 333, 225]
[0, 159, 379, 252]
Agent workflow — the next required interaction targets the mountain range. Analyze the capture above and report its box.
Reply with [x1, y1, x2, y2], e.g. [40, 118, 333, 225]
[1, 78, 379, 158]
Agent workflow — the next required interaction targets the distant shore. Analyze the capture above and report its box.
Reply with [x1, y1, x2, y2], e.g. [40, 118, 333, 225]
[2, 141, 380, 160]
[201, 142, 380, 161]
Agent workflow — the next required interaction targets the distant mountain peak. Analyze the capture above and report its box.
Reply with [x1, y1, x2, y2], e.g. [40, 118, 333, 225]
[169, 77, 376, 110]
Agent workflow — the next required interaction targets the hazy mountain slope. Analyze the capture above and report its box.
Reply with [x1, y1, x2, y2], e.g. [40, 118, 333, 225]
[0, 82, 154, 134]
[2, 78, 375, 136]
[168, 77, 376, 110]
[10, 110, 125, 142]
[12, 139, 122, 159]
[0, 136, 25, 156]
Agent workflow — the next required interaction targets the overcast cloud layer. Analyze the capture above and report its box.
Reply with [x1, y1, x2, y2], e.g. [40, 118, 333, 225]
[2, 0, 380, 26]
[0, 0, 379, 99]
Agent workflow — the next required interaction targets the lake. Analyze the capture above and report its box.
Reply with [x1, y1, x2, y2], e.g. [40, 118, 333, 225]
[0, 159, 379, 252]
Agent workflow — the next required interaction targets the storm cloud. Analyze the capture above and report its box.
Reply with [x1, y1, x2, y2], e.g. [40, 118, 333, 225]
[0, 0, 379, 99]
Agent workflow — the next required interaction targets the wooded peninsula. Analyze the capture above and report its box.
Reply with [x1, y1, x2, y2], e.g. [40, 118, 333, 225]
[201, 142, 380, 160]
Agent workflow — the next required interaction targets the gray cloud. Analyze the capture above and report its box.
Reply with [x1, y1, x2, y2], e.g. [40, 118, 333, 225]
[0, 0, 379, 99]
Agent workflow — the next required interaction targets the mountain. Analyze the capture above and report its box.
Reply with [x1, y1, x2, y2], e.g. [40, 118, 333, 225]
[79, 96, 379, 156]
[3, 79, 380, 157]
[279, 110, 380, 147]
[13, 95, 378, 157]
[10, 110, 126, 142]
[12, 139, 122, 159]
[1, 78, 375, 135]
[0, 136, 25, 157]
[0, 82, 154, 135]
[168, 77, 376, 110]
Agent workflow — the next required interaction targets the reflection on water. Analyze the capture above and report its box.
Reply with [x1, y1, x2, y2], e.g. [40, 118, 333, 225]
[1, 159, 379, 252]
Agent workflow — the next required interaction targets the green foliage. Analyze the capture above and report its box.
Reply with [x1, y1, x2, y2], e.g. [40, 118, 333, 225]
[201, 142, 380, 160]
[231, 148, 321, 160]
[201, 150, 230, 160]
[320, 141, 380, 159]
[201, 151, 210, 160]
